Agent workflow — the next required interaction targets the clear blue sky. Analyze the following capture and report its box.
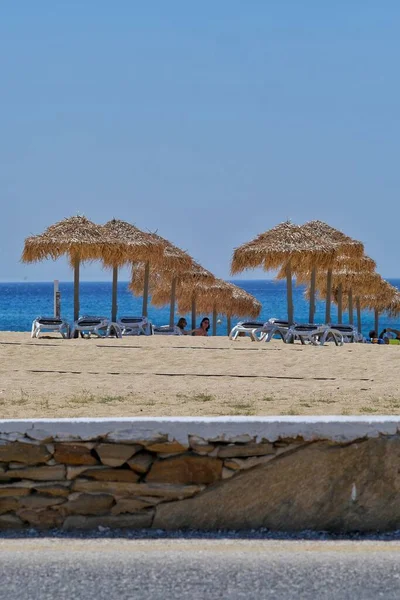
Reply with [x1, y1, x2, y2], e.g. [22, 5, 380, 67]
[1, 1, 399, 281]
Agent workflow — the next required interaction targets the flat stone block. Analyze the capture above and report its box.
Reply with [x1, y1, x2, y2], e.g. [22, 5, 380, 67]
[60, 493, 114, 515]
[79, 468, 139, 483]
[127, 452, 154, 474]
[0, 442, 51, 465]
[95, 443, 142, 467]
[5, 465, 66, 481]
[19, 495, 66, 509]
[54, 443, 98, 466]
[146, 456, 222, 485]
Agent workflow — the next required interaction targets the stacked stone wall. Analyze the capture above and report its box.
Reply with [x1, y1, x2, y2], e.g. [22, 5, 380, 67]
[0, 418, 399, 531]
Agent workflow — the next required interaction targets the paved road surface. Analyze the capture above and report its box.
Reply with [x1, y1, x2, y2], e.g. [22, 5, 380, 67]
[0, 538, 399, 599]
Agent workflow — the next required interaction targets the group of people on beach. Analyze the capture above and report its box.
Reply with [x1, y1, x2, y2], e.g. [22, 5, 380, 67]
[176, 317, 210, 336]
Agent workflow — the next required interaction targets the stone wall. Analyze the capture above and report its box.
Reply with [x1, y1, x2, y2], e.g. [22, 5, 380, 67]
[0, 417, 399, 532]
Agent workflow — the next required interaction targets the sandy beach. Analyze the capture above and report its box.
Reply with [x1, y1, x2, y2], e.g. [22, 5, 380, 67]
[0, 332, 398, 418]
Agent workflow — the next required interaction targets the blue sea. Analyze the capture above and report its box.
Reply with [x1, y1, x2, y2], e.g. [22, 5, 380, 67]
[1, 280, 399, 337]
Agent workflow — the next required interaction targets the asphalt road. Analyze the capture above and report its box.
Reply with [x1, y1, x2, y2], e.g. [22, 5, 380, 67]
[0, 538, 399, 599]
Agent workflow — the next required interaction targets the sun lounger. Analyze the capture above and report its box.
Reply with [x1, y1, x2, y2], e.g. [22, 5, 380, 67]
[31, 316, 70, 339]
[328, 324, 363, 343]
[258, 319, 292, 342]
[229, 321, 265, 341]
[117, 316, 152, 336]
[285, 324, 343, 346]
[152, 325, 183, 335]
[70, 316, 122, 339]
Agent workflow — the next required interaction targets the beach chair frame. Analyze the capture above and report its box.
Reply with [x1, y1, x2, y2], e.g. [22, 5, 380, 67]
[70, 316, 122, 339]
[285, 324, 343, 346]
[117, 316, 152, 336]
[31, 317, 70, 339]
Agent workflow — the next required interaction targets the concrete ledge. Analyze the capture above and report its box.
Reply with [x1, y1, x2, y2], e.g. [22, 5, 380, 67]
[0, 416, 399, 443]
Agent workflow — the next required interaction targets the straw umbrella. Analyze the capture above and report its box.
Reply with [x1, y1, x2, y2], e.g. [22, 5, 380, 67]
[291, 254, 376, 325]
[101, 219, 167, 322]
[177, 279, 261, 335]
[130, 259, 215, 327]
[356, 279, 399, 335]
[231, 221, 336, 324]
[295, 221, 364, 323]
[22, 215, 108, 321]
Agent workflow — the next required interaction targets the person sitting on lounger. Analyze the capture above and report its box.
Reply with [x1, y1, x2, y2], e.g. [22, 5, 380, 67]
[193, 317, 210, 336]
[176, 318, 193, 335]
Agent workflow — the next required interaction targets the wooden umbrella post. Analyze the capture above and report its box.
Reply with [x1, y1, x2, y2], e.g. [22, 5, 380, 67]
[142, 262, 150, 318]
[374, 309, 379, 337]
[212, 306, 217, 336]
[111, 266, 118, 323]
[169, 277, 177, 328]
[286, 261, 294, 325]
[309, 266, 316, 324]
[325, 269, 332, 324]
[73, 256, 80, 322]
[356, 296, 362, 334]
[191, 297, 196, 330]
[337, 283, 343, 324]
[227, 315, 231, 336]
[348, 288, 353, 325]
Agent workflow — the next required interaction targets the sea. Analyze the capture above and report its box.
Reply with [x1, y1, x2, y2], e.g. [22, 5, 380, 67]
[1, 280, 399, 337]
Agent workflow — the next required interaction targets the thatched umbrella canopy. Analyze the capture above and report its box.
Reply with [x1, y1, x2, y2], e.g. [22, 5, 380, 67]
[22, 215, 108, 321]
[102, 219, 167, 322]
[130, 257, 214, 327]
[231, 221, 336, 324]
[310, 268, 381, 329]
[177, 279, 261, 335]
[289, 254, 377, 326]
[296, 221, 364, 323]
[356, 279, 399, 335]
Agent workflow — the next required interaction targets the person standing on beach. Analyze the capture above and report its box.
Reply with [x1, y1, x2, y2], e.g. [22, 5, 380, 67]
[193, 318, 210, 336]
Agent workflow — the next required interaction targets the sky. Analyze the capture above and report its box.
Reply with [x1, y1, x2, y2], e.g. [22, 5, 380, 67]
[1, 1, 399, 282]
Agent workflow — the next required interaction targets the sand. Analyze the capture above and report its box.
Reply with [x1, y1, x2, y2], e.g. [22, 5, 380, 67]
[0, 332, 399, 418]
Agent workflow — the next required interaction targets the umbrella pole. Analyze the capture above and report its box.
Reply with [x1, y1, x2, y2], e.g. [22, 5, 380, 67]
[356, 296, 362, 334]
[227, 315, 231, 336]
[169, 277, 177, 328]
[337, 283, 343, 324]
[374, 309, 379, 336]
[286, 261, 294, 325]
[191, 297, 196, 330]
[142, 262, 150, 318]
[348, 288, 353, 325]
[212, 306, 217, 336]
[309, 267, 316, 324]
[111, 266, 118, 323]
[73, 256, 80, 322]
[325, 269, 332, 324]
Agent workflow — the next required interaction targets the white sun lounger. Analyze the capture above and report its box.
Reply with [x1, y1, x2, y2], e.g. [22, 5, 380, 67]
[152, 325, 183, 335]
[229, 321, 266, 341]
[257, 319, 292, 343]
[31, 316, 70, 339]
[117, 316, 152, 336]
[285, 324, 343, 346]
[328, 324, 363, 343]
[70, 316, 122, 339]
